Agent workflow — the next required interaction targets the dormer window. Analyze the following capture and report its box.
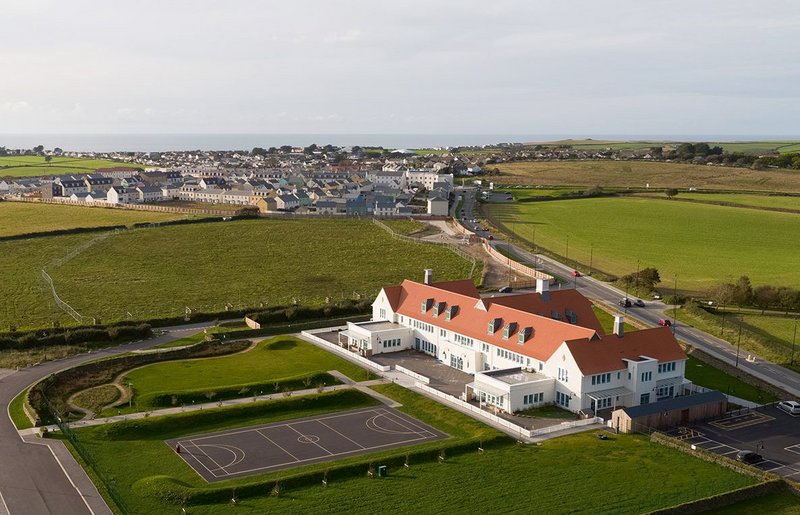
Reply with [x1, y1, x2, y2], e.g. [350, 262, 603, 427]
[551, 310, 562, 321]
[566, 309, 577, 324]
[433, 301, 446, 317]
[445, 305, 458, 320]
[488, 318, 502, 335]
[421, 298, 433, 313]
[518, 327, 533, 344]
[502, 322, 517, 340]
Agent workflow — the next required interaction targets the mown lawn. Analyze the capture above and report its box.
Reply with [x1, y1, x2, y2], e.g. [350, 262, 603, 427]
[184, 432, 757, 515]
[0, 202, 185, 238]
[112, 336, 373, 413]
[703, 489, 800, 514]
[484, 196, 800, 292]
[635, 192, 800, 211]
[684, 355, 777, 404]
[0, 218, 478, 329]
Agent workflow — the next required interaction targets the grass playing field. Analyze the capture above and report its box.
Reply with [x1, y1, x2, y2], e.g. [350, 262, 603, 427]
[633, 192, 800, 211]
[113, 336, 373, 413]
[65, 379, 757, 515]
[0, 218, 478, 330]
[0, 202, 187, 238]
[0, 156, 140, 178]
[483, 196, 800, 292]
[491, 160, 800, 193]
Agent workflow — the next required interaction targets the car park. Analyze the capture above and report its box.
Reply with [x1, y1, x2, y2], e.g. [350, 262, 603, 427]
[735, 450, 762, 464]
[633, 299, 645, 307]
[777, 400, 800, 415]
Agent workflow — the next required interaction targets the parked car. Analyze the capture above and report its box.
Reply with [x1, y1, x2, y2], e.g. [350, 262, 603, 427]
[777, 400, 800, 415]
[488, 235, 494, 240]
[633, 299, 645, 307]
[735, 450, 762, 464]
[571, 270, 581, 277]
[618, 298, 632, 308]
[651, 291, 662, 300]
[658, 319, 672, 327]
[498, 286, 513, 293]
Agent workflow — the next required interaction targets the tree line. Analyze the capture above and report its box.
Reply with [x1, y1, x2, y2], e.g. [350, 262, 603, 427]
[708, 276, 800, 314]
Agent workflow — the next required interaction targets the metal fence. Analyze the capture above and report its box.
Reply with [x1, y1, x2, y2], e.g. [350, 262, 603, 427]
[40, 268, 83, 322]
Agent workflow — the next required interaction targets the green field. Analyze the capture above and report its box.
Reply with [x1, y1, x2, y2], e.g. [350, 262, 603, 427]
[684, 355, 777, 404]
[0, 156, 140, 178]
[484, 196, 800, 292]
[0, 218, 477, 329]
[114, 336, 372, 413]
[531, 139, 800, 155]
[704, 489, 800, 514]
[635, 192, 800, 211]
[65, 377, 757, 515]
[492, 160, 800, 193]
[0, 202, 186, 238]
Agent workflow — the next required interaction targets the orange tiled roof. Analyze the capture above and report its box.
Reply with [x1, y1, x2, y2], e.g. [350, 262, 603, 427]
[565, 327, 687, 375]
[392, 280, 599, 363]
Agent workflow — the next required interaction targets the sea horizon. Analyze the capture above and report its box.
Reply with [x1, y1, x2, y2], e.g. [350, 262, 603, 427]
[1, 133, 798, 153]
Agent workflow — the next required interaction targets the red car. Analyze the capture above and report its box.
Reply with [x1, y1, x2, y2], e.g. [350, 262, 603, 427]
[658, 319, 672, 327]
[571, 270, 581, 277]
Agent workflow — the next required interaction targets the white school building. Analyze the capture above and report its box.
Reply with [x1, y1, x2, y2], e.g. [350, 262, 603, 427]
[342, 271, 691, 415]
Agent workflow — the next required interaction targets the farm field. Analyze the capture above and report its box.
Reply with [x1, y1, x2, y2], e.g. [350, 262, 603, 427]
[483, 196, 800, 293]
[634, 192, 800, 211]
[0, 202, 186, 238]
[0, 218, 477, 329]
[492, 160, 800, 192]
[0, 156, 140, 178]
[531, 139, 800, 154]
[113, 336, 373, 413]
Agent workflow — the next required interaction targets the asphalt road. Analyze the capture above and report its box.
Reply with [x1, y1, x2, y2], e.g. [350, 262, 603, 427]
[0, 321, 217, 515]
[487, 237, 800, 398]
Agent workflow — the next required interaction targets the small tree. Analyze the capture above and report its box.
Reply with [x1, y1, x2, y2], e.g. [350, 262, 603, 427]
[665, 188, 678, 199]
[44, 155, 53, 166]
[709, 283, 736, 334]
[753, 285, 778, 314]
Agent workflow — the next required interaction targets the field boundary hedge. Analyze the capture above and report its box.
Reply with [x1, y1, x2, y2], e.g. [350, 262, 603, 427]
[650, 432, 779, 481]
[645, 479, 786, 515]
[28, 339, 251, 426]
[0, 323, 152, 351]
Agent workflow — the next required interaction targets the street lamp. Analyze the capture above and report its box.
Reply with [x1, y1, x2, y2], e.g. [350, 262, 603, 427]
[735, 317, 743, 368]
[672, 275, 678, 335]
[791, 316, 798, 366]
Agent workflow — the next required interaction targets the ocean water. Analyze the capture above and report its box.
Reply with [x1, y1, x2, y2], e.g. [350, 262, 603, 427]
[0, 133, 796, 153]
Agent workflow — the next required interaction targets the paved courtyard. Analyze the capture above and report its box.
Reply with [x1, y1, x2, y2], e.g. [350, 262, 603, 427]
[370, 350, 473, 397]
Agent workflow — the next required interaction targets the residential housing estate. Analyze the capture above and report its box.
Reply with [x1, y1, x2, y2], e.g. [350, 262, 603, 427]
[342, 271, 690, 416]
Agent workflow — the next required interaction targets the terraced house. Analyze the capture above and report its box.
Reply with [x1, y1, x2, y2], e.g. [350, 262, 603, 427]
[344, 271, 690, 415]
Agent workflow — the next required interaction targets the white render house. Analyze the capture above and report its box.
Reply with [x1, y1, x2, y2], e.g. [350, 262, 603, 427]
[343, 271, 690, 415]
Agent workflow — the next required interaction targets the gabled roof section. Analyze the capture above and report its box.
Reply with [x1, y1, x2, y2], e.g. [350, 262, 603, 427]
[565, 327, 687, 375]
[486, 289, 605, 335]
[380, 285, 402, 311]
[393, 279, 596, 363]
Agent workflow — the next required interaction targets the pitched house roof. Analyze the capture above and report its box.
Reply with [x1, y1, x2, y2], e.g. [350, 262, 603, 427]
[389, 279, 599, 363]
[564, 327, 687, 375]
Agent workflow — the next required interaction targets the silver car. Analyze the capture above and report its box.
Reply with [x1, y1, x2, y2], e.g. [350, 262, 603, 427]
[777, 400, 800, 415]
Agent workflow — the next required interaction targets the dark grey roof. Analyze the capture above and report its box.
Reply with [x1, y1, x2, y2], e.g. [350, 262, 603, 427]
[619, 390, 726, 419]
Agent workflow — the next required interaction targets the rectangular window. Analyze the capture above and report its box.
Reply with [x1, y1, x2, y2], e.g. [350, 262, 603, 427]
[640, 393, 650, 405]
[379, 308, 386, 319]
[440, 329, 446, 337]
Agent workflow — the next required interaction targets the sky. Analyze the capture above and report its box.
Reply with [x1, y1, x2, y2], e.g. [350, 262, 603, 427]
[1, 0, 799, 136]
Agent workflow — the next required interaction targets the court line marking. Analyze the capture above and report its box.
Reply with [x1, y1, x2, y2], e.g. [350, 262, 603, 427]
[374, 409, 436, 437]
[214, 434, 434, 478]
[255, 429, 300, 461]
[189, 441, 229, 474]
[200, 444, 246, 469]
[285, 423, 333, 456]
[366, 414, 417, 435]
[318, 420, 366, 449]
[182, 441, 223, 478]
[186, 408, 386, 443]
[0, 488, 10, 515]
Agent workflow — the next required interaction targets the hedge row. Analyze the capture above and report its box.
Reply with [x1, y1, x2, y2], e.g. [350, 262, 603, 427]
[28, 339, 251, 425]
[246, 299, 372, 325]
[650, 432, 778, 481]
[146, 371, 339, 408]
[138, 432, 511, 506]
[646, 479, 786, 515]
[97, 389, 373, 441]
[0, 323, 152, 351]
[0, 224, 127, 242]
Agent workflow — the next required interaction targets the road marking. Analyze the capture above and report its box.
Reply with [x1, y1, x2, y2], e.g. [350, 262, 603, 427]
[0, 488, 10, 515]
[785, 444, 800, 455]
